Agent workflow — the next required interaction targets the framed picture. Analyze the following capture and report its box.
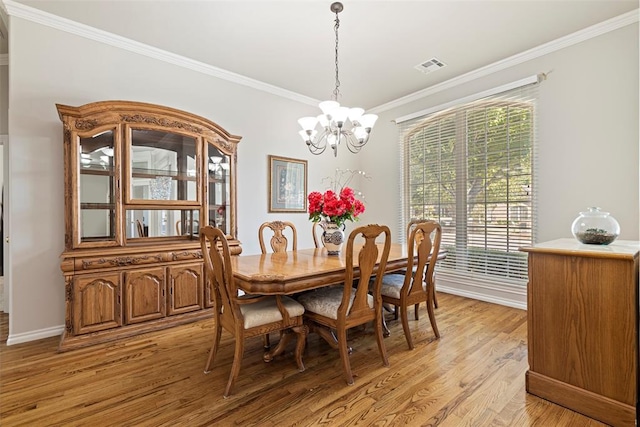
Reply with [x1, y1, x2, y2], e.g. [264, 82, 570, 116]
[268, 155, 308, 213]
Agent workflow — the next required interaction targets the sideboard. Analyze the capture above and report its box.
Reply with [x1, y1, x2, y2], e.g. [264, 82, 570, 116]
[521, 238, 639, 427]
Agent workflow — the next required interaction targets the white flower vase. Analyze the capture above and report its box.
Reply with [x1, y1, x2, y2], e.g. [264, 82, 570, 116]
[321, 221, 345, 255]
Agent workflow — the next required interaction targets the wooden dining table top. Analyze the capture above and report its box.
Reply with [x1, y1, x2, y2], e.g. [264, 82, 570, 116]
[231, 244, 411, 295]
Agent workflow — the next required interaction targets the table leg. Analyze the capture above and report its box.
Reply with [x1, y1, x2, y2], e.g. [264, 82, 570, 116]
[263, 330, 294, 362]
[307, 323, 352, 354]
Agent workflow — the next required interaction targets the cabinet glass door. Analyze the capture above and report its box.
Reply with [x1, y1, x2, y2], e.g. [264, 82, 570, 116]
[207, 145, 230, 234]
[79, 130, 116, 242]
[129, 129, 198, 203]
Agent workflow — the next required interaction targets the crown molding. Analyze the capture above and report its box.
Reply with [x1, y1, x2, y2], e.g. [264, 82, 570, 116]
[1, 0, 320, 106]
[0, 54, 7, 66]
[370, 8, 639, 114]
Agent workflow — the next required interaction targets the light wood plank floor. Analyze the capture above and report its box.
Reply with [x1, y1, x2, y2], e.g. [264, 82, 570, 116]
[0, 294, 607, 426]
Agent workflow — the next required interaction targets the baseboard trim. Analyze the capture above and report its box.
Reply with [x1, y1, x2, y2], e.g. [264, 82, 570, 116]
[6, 325, 65, 346]
[436, 274, 527, 310]
[526, 370, 635, 427]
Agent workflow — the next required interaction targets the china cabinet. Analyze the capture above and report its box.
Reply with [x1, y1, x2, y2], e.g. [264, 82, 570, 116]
[57, 100, 241, 351]
[521, 239, 639, 427]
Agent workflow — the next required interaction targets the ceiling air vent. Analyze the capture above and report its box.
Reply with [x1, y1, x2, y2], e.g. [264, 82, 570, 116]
[415, 57, 446, 74]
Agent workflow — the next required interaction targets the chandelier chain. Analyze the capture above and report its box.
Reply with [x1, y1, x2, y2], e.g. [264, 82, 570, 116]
[333, 11, 341, 101]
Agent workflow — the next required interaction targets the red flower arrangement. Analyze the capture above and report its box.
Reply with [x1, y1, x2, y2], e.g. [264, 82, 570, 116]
[308, 186, 365, 228]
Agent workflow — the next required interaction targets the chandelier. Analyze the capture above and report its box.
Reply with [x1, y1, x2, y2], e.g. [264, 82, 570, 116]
[298, 2, 378, 157]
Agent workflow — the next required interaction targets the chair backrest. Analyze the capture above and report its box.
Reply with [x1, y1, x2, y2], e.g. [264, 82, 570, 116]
[200, 225, 241, 328]
[176, 219, 200, 235]
[406, 219, 430, 247]
[341, 224, 391, 321]
[312, 222, 323, 248]
[136, 219, 145, 237]
[404, 220, 442, 296]
[258, 221, 297, 254]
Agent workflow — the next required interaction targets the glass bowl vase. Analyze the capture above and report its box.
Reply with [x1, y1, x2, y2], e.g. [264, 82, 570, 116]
[571, 207, 620, 245]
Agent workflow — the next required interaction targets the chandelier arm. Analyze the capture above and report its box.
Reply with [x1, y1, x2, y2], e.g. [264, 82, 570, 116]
[307, 129, 331, 155]
[308, 142, 327, 155]
[309, 128, 330, 148]
[344, 133, 364, 154]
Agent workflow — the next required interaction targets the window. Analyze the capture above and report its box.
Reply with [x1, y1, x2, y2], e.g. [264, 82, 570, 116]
[398, 80, 538, 286]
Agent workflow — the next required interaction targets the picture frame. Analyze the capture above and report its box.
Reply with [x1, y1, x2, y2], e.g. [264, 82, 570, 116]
[268, 155, 308, 213]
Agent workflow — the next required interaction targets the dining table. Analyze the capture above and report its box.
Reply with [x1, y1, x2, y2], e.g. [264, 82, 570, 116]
[230, 243, 411, 295]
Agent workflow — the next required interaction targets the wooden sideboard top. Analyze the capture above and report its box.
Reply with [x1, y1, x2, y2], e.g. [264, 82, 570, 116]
[520, 238, 640, 259]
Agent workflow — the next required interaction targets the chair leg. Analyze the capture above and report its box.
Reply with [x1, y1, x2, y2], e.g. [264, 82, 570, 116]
[400, 304, 415, 350]
[292, 325, 308, 372]
[382, 314, 391, 337]
[433, 288, 439, 309]
[426, 291, 440, 339]
[337, 328, 354, 385]
[263, 333, 271, 349]
[414, 303, 420, 320]
[224, 336, 245, 398]
[204, 323, 222, 373]
[375, 312, 390, 367]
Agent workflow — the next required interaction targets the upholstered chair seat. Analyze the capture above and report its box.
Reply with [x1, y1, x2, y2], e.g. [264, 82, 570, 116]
[378, 274, 426, 300]
[241, 296, 305, 328]
[298, 287, 373, 320]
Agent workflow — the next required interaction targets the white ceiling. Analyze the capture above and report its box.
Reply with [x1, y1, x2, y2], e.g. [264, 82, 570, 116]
[9, 0, 640, 109]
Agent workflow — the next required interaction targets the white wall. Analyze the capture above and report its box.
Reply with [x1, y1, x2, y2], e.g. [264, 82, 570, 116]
[358, 23, 639, 247]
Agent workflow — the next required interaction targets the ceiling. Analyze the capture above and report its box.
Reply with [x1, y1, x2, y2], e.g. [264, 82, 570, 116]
[7, 0, 640, 109]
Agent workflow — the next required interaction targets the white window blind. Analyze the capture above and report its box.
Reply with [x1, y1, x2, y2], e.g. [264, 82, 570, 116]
[397, 78, 539, 287]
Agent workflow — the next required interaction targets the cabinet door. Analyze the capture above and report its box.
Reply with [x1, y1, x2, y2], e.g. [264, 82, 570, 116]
[74, 128, 121, 249]
[124, 267, 165, 324]
[167, 263, 203, 315]
[73, 273, 122, 335]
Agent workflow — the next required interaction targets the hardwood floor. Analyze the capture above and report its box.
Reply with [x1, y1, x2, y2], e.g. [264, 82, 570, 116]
[0, 294, 607, 426]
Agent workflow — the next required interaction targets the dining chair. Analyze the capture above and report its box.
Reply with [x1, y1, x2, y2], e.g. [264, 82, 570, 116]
[409, 219, 447, 310]
[259, 220, 297, 254]
[392, 219, 446, 309]
[200, 226, 307, 397]
[136, 219, 145, 237]
[378, 220, 442, 349]
[258, 220, 298, 348]
[176, 219, 199, 235]
[297, 224, 391, 385]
